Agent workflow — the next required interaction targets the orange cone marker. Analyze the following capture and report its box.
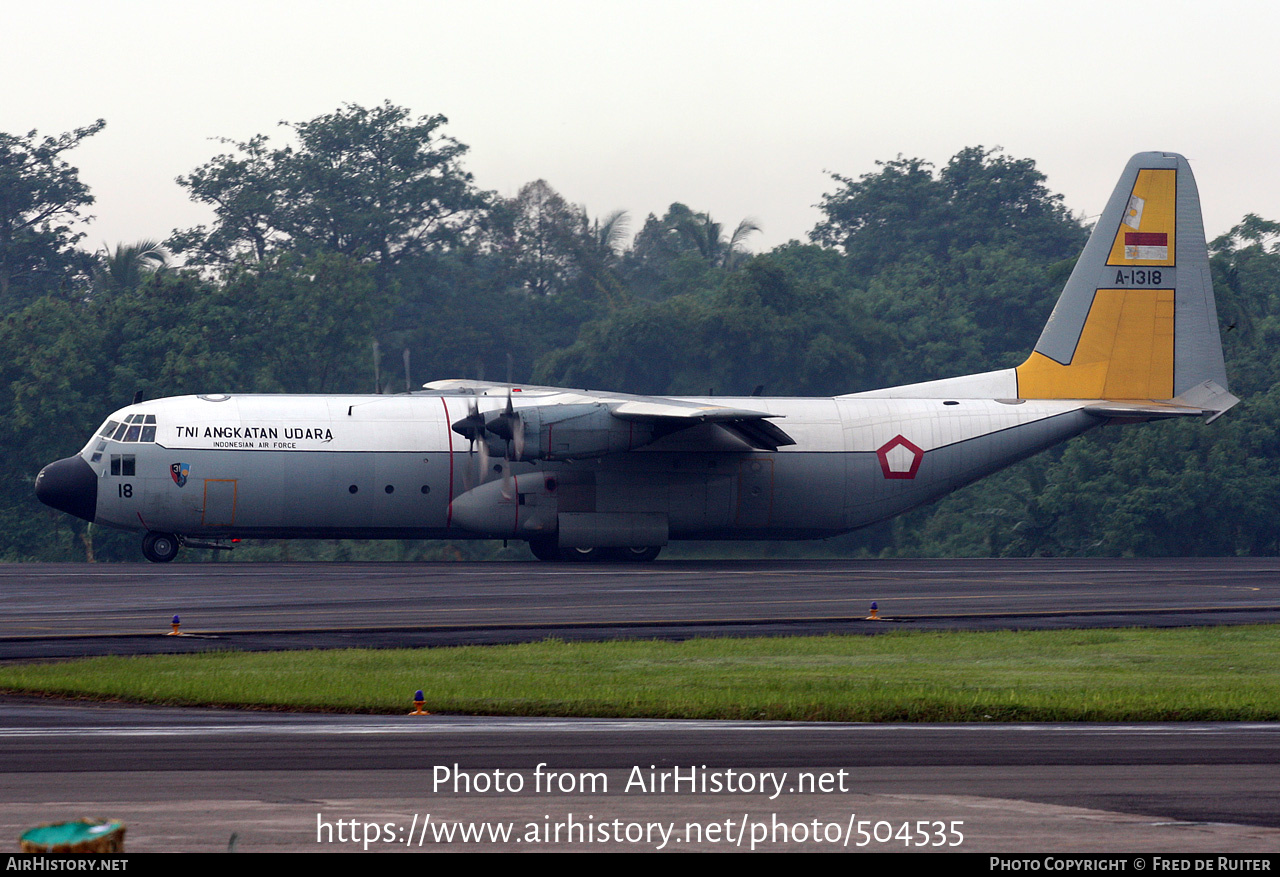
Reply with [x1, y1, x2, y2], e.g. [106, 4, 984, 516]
[167, 615, 181, 636]
[867, 602, 880, 621]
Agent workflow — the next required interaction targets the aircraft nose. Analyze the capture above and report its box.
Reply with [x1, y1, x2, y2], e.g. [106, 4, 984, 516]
[35, 456, 97, 523]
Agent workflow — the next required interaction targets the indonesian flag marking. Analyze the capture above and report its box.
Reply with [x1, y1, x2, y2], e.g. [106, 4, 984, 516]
[1124, 231, 1168, 261]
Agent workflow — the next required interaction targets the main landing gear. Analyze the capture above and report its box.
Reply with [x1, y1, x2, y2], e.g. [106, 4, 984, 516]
[141, 531, 180, 563]
[527, 537, 661, 562]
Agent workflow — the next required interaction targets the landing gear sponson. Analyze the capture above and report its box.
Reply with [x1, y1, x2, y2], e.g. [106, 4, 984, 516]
[527, 537, 660, 562]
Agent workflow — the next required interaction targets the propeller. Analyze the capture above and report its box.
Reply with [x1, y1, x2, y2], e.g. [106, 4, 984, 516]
[486, 390, 526, 460]
[482, 390, 526, 499]
[450, 395, 487, 445]
[450, 388, 527, 498]
[451, 395, 491, 490]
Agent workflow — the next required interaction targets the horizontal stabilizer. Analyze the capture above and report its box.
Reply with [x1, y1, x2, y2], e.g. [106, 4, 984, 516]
[1083, 380, 1240, 423]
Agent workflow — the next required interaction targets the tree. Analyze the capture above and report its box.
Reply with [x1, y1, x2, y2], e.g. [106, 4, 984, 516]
[218, 252, 384, 393]
[170, 102, 488, 289]
[811, 146, 1084, 273]
[535, 250, 887, 397]
[491, 179, 586, 296]
[0, 120, 105, 308]
[93, 240, 169, 295]
[166, 134, 285, 266]
[675, 213, 760, 270]
[622, 203, 761, 300]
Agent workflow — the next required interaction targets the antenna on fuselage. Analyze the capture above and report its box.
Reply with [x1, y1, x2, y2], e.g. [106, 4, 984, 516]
[132, 390, 143, 405]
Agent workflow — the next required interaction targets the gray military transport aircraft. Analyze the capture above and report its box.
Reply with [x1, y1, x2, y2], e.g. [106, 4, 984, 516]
[37, 152, 1238, 562]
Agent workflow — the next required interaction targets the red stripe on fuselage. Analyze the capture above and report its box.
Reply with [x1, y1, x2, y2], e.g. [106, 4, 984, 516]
[441, 397, 454, 528]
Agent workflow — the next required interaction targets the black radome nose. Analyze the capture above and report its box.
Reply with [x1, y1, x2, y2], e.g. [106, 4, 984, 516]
[35, 456, 97, 523]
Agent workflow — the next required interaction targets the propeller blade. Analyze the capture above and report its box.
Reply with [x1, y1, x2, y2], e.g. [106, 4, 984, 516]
[500, 456, 514, 500]
[487, 389, 524, 463]
[477, 434, 490, 483]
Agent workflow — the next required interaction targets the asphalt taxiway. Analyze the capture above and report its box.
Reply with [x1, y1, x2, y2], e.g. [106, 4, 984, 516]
[2, 557, 1279, 658]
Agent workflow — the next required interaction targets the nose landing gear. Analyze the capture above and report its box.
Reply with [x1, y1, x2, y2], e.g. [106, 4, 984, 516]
[141, 531, 180, 563]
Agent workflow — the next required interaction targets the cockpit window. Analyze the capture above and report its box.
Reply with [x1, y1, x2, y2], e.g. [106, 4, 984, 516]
[102, 414, 159, 443]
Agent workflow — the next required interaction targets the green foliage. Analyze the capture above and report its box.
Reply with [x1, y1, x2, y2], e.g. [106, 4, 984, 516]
[0, 120, 104, 309]
[812, 146, 1085, 273]
[169, 102, 487, 284]
[537, 250, 886, 396]
[4, 627, 1280, 721]
[93, 240, 169, 295]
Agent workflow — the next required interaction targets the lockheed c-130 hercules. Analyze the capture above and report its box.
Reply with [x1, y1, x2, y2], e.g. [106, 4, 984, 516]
[37, 152, 1238, 562]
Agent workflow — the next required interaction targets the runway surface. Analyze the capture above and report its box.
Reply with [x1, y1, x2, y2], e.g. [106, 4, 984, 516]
[3, 557, 1279, 658]
[1, 558, 1279, 852]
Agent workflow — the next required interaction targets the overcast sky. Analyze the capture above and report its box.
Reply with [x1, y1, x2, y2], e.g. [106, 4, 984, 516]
[4, 1, 1277, 254]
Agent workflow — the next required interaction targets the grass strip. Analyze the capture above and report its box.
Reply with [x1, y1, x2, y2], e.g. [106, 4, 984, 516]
[1, 626, 1278, 722]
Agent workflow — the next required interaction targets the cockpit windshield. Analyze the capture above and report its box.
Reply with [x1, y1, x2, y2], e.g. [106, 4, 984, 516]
[99, 413, 157, 443]
[89, 413, 158, 463]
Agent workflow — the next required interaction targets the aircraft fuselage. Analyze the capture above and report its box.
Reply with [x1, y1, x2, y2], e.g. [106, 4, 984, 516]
[55, 391, 1098, 544]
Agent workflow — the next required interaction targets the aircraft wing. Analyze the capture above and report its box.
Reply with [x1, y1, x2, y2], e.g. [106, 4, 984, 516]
[425, 379, 796, 454]
[610, 399, 796, 450]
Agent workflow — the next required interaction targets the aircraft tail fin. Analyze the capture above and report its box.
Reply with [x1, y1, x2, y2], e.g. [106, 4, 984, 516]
[1016, 152, 1232, 405]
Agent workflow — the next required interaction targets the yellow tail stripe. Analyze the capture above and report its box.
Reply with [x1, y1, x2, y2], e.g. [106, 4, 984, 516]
[1017, 289, 1175, 399]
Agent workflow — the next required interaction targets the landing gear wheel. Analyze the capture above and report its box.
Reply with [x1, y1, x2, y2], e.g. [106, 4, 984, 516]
[564, 546, 605, 562]
[528, 537, 562, 562]
[141, 531, 180, 563]
[608, 546, 662, 562]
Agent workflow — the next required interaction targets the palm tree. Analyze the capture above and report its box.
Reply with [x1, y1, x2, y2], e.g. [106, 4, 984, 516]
[94, 240, 169, 294]
[676, 214, 760, 269]
[577, 209, 631, 309]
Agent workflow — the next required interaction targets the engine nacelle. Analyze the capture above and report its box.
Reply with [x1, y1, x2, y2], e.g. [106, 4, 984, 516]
[448, 475, 557, 537]
[487, 403, 657, 462]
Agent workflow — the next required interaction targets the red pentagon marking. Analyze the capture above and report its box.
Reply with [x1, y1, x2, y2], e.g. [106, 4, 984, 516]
[876, 435, 924, 479]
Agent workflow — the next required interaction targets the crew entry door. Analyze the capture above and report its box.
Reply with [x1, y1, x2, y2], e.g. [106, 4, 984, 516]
[202, 479, 237, 526]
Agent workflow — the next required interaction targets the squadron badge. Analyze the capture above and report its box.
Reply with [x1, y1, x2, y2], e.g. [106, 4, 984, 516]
[170, 463, 190, 487]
